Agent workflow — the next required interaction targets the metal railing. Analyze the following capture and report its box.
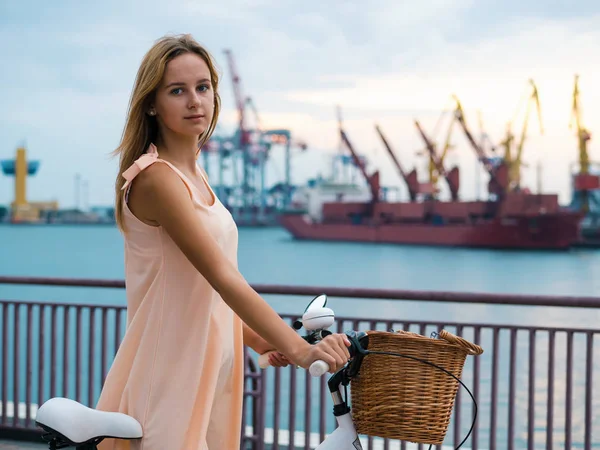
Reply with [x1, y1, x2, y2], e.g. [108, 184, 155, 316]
[0, 276, 598, 450]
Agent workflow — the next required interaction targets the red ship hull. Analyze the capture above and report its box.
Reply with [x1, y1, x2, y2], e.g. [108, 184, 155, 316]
[279, 212, 582, 250]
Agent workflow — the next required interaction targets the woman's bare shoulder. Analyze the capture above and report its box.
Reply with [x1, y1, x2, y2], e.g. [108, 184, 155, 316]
[134, 161, 181, 193]
[127, 162, 190, 224]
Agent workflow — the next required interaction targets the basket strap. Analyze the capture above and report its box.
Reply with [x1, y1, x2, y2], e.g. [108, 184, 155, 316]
[439, 330, 484, 355]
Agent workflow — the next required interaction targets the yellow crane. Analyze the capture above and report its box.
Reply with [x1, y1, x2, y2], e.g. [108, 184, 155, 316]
[569, 74, 600, 215]
[498, 123, 515, 182]
[570, 74, 592, 174]
[416, 110, 455, 192]
[500, 79, 543, 191]
[431, 118, 455, 186]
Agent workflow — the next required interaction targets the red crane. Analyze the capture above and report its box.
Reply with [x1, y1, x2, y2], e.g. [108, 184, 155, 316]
[337, 107, 380, 207]
[453, 95, 508, 198]
[223, 49, 251, 148]
[375, 124, 428, 201]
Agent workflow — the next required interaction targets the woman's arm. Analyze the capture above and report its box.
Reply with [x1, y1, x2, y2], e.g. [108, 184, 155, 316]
[129, 163, 350, 371]
[243, 323, 291, 367]
[243, 322, 272, 354]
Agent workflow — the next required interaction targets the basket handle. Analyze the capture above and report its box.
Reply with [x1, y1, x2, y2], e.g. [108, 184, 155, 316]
[439, 330, 484, 355]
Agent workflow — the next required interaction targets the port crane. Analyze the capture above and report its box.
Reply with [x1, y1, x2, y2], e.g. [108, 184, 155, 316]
[337, 106, 380, 211]
[416, 111, 456, 192]
[452, 95, 509, 199]
[415, 109, 457, 189]
[414, 120, 460, 201]
[477, 111, 497, 156]
[217, 49, 304, 224]
[571, 74, 592, 176]
[499, 79, 544, 191]
[570, 74, 599, 214]
[222, 49, 253, 220]
[374, 124, 432, 201]
[430, 116, 456, 188]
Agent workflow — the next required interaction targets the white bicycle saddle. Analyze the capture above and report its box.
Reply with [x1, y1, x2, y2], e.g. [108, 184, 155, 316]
[36, 398, 142, 447]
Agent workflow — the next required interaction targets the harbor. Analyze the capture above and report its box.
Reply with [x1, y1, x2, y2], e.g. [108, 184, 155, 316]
[2, 73, 600, 248]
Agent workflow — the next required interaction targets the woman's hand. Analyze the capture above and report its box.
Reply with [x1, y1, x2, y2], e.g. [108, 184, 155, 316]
[267, 351, 291, 367]
[292, 333, 351, 373]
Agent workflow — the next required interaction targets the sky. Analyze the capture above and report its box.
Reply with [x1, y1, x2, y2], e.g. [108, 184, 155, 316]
[1, 0, 600, 208]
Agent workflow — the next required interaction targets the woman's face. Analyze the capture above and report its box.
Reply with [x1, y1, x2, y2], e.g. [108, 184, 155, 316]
[151, 52, 214, 139]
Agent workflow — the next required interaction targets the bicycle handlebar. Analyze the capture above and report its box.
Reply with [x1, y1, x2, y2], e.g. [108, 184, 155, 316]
[309, 360, 330, 377]
[259, 330, 368, 377]
[259, 353, 334, 377]
[257, 351, 275, 369]
[258, 350, 334, 376]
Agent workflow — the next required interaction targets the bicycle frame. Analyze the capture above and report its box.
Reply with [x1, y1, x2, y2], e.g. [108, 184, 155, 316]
[313, 330, 369, 450]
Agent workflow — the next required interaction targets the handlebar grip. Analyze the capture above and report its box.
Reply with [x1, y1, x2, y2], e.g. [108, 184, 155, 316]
[309, 360, 330, 377]
[258, 351, 276, 369]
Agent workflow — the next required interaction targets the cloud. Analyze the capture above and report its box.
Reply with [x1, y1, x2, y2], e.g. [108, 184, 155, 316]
[214, 0, 475, 92]
[283, 16, 600, 114]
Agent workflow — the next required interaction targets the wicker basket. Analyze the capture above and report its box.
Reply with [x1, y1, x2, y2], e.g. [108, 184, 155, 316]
[350, 329, 484, 445]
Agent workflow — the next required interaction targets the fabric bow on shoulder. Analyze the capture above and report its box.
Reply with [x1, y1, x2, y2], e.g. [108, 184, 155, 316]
[121, 143, 159, 191]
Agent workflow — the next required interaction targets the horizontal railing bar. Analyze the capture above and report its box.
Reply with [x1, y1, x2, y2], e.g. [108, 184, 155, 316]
[252, 285, 600, 308]
[0, 299, 598, 334]
[0, 276, 126, 288]
[285, 317, 600, 334]
[0, 299, 125, 309]
[2, 276, 600, 308]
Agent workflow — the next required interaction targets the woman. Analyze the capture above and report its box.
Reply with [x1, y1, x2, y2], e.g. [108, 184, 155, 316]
[95, 34, 351, 450]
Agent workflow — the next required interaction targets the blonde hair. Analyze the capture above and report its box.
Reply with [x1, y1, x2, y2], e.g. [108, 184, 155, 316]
[113, 34, 221, 231]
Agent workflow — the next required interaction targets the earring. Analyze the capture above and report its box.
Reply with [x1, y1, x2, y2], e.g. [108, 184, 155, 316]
[148, 109, 156, 116]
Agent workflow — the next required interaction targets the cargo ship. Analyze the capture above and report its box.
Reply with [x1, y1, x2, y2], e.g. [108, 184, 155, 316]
[280, 103, 583, 250]
[280, 198, 582, 250]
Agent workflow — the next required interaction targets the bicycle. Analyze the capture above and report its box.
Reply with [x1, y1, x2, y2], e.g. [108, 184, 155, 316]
[36, 294, 480, 450]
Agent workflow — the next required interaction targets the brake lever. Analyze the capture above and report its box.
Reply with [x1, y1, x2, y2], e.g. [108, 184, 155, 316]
[345, 331, 368, 378]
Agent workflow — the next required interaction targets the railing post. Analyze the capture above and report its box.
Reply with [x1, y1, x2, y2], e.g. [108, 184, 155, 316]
[242, 351, 265, 450]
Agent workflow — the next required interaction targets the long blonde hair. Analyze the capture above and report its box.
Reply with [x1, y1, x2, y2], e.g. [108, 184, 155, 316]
[113, 34, 222, 231]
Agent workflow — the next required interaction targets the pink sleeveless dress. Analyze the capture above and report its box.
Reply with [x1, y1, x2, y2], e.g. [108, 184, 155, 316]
[96, 144, 244, 450]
